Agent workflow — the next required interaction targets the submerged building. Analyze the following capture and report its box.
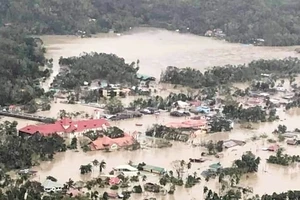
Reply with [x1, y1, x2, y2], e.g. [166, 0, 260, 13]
[19, 118, 110, 138]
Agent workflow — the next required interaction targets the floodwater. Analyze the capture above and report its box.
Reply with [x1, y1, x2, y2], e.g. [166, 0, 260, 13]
[40, 27, 299, 90]
[5, 27, 300, 199]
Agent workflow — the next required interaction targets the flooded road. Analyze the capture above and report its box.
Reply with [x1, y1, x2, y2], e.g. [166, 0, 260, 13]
[6, 27, 300, 199]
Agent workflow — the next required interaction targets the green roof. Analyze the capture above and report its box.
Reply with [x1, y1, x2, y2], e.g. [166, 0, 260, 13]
[142, 165, 165, 172]
[136, 74, 155, 80]
[132, 164, 165, 173]
[209, 163, 222, 170]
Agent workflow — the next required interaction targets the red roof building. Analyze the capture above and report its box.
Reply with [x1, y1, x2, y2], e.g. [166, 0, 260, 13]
[90, 133, 135, 151]
[19, 118, 110, 138]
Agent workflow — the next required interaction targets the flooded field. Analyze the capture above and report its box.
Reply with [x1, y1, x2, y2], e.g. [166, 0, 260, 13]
[3, 27, 300, 199]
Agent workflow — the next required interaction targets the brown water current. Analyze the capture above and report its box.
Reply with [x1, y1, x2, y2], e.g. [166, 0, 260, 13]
[3, 27, 300, 199]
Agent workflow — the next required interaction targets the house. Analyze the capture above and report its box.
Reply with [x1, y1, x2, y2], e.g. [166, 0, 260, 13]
[209, 163, 222, 171]
[113, 165, 139, 177]
[19, 118, 110, 138]
[66, 188, 83, 197]
[173, 101, 189, 109]
[90, 133, 136, 151]
[109, 177, 121, 185]
[204, 30, 213, 37]
[136, 74, 156, 82]
[282, 133, 298, 138]
[287, 139, 298, 145]
[43, 179, 63, 193]
[18, 169, 37, 177]
[223, 139, 246, 149]
[267, 144, 279, 152]
[191, 106, 210, 114]
[133, 164, 165, 174]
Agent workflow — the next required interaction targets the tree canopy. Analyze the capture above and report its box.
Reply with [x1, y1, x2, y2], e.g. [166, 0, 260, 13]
[0, 27, 49, 105]
[2, 0, 300, 45]
[160, 58, 300, 88]
[52, 53, 139, 89]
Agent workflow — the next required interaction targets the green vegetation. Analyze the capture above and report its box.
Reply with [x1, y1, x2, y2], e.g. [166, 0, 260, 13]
[3, 0, 300, 46]
[286, 98, 300, 110]
[0, 27, 49, 105]
[52, 53, 139, 89]
[261, 191, 300, 199]
[79, 163, 92, 174]
[209, 117, 233, 132]
[223, 105, 277, 122]
[106, 98, 124, 114]
[267, 148, 300, 166]
[145, 124, 190, 142]
[205, 140, 224, 155]
[0, 121, 66, 170]
[160, 58, 300, 88]
[204, 152, 260, 199]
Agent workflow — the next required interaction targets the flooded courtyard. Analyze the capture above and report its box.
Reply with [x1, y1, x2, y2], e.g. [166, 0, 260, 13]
[3, 27, 300, 199]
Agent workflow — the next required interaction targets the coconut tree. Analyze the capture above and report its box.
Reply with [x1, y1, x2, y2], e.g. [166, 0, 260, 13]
[92, 159, 99, 171]
[99, 160, 106, 173]
[180, 160, 185, 168]
[90, 191, 99, 200]
[142, 175, 147, 181]
[80, 164, 92, 174]
[187, 162, 192, 169]
[65, 178, 75, 189]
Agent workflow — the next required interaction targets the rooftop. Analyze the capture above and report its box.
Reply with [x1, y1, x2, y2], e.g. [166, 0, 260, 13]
[90, 133, 135, 150]
[19, 118, 110, 136]
[114, 165, 138, 171]
[43, 179, 63, 189]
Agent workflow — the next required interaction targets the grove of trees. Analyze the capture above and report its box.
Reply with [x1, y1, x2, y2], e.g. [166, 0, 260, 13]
[160, 58, 300, 88]
[52, 53, 139, 89]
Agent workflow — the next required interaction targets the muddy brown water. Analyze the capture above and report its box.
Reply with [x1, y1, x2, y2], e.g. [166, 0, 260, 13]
[3, 28, 300, 199]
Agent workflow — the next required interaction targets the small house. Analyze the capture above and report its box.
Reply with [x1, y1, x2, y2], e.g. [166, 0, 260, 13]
[133, 164, 165, 175]
[113, 165, 139, 177]
[209, 163, 222, 172]
[43, 179, 63, 193]
[223, 139, 246, 149]
[136, 74, 156, 82]
[287, 139, 298, 145]
[267, 144, 279, 152]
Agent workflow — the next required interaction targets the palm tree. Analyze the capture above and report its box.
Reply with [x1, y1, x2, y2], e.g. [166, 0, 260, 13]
[65, 178, 75, 189]
[142, 175, 147, 181]
[92, 159, 99, 171]
[90, 191, 99, 200]
[99, 160, 106, 173]
[187, 162, 192, 169]
[80, 164, 92, 174]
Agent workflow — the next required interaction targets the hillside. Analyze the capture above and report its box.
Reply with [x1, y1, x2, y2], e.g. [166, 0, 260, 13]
[1, 0, 300, 46]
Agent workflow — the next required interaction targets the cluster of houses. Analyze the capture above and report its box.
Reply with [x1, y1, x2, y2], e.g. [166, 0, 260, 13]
[42, 163, 165, 194]
[19, 117, 138, 151]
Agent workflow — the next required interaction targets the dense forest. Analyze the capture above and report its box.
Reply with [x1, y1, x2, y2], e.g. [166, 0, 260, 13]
[0, 26, 49, 106]
[160, 58, 300, 88]
[52, 53, 139, 89]
[1, 0, 300, 45]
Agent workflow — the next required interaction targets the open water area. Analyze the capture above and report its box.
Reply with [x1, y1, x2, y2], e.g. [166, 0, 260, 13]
[3, 27, 300, 199]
